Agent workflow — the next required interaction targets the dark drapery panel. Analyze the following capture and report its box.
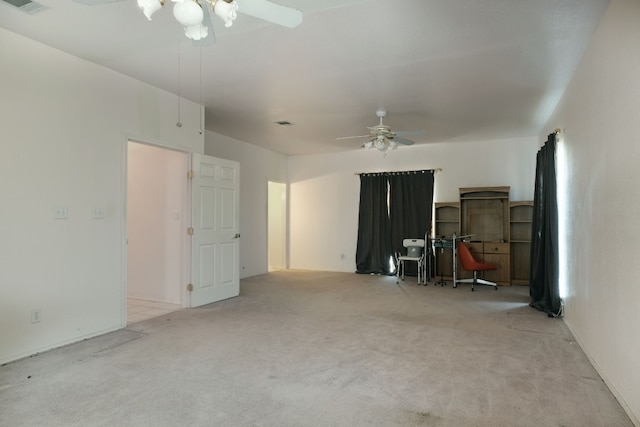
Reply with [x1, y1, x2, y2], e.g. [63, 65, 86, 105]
[529, 133, 561, 315]
[355, 174, 393, 275]
[389, 171, 435, 276]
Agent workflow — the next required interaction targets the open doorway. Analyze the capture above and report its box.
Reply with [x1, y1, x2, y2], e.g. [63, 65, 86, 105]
[268, 181, 287, 271]
[126, 141, 188, 323]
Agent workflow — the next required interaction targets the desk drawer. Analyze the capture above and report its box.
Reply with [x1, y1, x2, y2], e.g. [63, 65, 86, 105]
[483, 242, 509, 254]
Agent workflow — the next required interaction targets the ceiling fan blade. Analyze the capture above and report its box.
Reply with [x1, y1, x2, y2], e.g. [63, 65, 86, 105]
[336, 135, 371, 140]
[394, 137, 416, 146]
[395, 130, 426, 138]
[238, 0, 303, 28]
[72, 0, 127, 5]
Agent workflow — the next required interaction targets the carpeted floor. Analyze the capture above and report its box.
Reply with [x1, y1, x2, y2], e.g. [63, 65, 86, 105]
[0, 270, 633, 426]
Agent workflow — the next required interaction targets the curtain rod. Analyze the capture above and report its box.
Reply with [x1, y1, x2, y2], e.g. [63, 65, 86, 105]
[355, 168, 442, 176]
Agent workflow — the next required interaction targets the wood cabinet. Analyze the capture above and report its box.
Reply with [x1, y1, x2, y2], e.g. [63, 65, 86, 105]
[480, 242, 511, 284]
[459, 187, 511, 286]
[510, 201, 533, 286]
[459, 187, 510, 241]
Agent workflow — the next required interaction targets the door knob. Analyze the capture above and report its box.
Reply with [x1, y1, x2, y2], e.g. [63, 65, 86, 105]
[235, 233, 241, 238]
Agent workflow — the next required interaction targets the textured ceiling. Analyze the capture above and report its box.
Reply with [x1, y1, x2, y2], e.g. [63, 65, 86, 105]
[0, 0, 609, 155]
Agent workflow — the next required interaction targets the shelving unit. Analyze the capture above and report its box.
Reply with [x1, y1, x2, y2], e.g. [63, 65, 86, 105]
[433, 202, 459, 281]
[433, 190, 531, 286]
[510, 201, 534, 286]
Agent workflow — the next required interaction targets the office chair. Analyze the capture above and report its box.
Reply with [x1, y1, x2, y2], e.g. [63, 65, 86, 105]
[396, 239, 426, 285]
[455, 242, 498, 291]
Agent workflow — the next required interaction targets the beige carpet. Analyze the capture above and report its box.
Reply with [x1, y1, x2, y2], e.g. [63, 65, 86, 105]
[0, 270, 633, 426]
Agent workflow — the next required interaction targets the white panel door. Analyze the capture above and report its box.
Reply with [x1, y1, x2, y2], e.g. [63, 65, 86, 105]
[190, 153, 240, 307]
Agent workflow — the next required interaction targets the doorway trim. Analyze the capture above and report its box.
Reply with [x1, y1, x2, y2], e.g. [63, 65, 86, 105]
[122, 136, 192, 326]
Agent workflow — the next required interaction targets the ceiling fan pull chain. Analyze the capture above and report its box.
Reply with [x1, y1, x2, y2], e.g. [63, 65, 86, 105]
[176, 37, 182, 128]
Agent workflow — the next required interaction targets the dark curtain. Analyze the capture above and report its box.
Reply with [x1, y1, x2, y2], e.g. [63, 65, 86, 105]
[355, 174, 393, 275]
[389, 171, 435, 276]
[529, 133, 561, 315]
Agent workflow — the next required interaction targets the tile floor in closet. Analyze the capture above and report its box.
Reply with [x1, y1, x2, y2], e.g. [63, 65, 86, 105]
[127, 298, 182, 324]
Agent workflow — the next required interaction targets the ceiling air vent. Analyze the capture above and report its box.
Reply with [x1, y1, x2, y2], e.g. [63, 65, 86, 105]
[1, 0, 48, 14]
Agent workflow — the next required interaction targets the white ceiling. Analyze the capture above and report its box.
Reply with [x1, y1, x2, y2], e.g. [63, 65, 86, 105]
[0, 0, 609, 155]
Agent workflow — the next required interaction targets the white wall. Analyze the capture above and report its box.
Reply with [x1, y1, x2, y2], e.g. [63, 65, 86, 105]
[545, 0, 640, 423]
[288, 137, 539, 272]
[204, 132, 288, 278]
[0, 28, 204, 364]
[127, 142, 187, 305]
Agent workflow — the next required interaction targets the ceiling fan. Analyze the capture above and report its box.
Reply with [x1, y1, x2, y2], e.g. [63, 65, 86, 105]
[337, 110, 426, 152]
[73, 0, 303, 44]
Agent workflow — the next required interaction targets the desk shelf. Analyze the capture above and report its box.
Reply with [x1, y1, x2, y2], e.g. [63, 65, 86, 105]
[510, 201, 533, 286]
[434, 202, 459, 280]
[459, 187, 511, 286]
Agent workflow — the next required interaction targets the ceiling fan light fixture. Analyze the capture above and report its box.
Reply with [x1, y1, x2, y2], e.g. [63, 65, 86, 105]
[374, 137, 387, 151]
[184, 23, 208, 39]
[135, 0, 301, 41]
[172, 0, 204, 27]
[339, 110, 424, 153]
[137, 0, 164, 20]
[212, 0, 238, 28]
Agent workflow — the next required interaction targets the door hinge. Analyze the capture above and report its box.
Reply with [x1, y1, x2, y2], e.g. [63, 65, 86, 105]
[187, 283, 193, 292]
[187, 170, 195, 179]
[187, 227, 194, 236]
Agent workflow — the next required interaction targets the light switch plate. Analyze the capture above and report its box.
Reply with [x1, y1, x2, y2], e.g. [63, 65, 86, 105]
[54, 207, 68, 219]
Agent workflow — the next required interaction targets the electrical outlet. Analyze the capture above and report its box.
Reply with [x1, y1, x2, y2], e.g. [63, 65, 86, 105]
[31, 309, 41, 323]
[92, 208, 105, 219]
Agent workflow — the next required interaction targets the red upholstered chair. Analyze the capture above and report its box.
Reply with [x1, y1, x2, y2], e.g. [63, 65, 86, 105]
[455, 242, 498, 291]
